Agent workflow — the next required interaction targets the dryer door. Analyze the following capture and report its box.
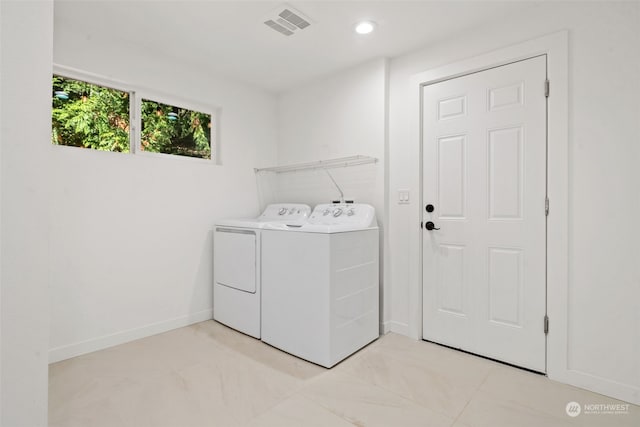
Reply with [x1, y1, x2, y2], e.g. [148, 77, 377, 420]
[214, 228, 257, 293]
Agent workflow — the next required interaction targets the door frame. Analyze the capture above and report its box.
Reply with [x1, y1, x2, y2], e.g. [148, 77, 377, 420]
[409, 31, 568, 381]
[419, 54, 549, 372]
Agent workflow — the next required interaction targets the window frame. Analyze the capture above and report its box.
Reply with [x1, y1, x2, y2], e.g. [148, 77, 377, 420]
[52, 64, 218, 164]
[135, 90, 217, 163]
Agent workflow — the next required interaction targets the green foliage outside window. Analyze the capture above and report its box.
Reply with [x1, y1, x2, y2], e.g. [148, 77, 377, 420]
[52, 75, 213, 160]
[52, 75, 130, 152]
[141, 99, 211, 159]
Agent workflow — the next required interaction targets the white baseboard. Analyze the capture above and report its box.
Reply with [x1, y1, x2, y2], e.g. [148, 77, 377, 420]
[381, 320, 410, 337]
[380, 322, 389, 334]
[48, 309, 213, 364]
[550, 369, 640, 406]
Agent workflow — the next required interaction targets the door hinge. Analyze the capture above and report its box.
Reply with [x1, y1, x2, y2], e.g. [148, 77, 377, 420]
[544, 315, 549, 334]
[544, 79, 550, 98]
[545, 197, 549, 216]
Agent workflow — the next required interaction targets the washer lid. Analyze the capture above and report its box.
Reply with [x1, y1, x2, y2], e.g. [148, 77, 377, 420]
[216, 218, 265, 229]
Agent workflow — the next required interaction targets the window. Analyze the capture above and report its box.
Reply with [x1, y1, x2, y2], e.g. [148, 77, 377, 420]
[51, 71, 216, 162]
[141, 99, 211, 160]
[52, 75, 130, 152]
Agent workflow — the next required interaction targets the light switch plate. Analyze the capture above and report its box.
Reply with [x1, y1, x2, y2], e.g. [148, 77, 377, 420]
[398, 189, 410, 204]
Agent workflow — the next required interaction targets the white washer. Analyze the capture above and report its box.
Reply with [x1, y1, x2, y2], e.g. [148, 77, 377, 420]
[261, 203, 379, 367]
[213, 204, 311, 338]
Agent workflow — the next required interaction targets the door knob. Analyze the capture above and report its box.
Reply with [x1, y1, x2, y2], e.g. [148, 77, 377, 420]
[425, 204, 435, 213]
[425, 221, 440, 231]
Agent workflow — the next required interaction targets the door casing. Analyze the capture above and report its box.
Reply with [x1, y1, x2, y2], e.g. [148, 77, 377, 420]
[420, 55, 548, 372]
[408, 31, 568, 384]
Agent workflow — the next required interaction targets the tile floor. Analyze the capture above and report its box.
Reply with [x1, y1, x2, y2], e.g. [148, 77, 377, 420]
[49, 321, 640, 427]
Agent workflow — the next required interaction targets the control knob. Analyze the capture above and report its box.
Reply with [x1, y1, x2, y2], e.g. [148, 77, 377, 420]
[278, 207, 287, 215]
[332, 208, 343, 217]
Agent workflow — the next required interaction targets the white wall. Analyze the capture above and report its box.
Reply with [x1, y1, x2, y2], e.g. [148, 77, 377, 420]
[0, 1, 53, 425]
[49, 24, 278, 362]
[387, 2, 640, 403]
[274, 59, 386, 209]
[15, 0, 636, 412]
[274, 59, 389, 328]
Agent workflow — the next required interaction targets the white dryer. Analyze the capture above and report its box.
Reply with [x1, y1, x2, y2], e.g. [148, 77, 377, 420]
[261, 203, 379, 367]
[213, 204, 310, 338]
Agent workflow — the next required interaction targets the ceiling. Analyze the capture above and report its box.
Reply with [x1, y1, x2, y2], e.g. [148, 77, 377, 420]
[54, 1, 540, 93]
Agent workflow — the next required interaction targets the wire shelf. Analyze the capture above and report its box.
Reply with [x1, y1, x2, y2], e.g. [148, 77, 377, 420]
[254, 155, 377, 174]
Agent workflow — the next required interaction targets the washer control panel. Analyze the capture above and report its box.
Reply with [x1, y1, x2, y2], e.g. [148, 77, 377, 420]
[260, 204, 311, 221]
[309, 203, 376, 227]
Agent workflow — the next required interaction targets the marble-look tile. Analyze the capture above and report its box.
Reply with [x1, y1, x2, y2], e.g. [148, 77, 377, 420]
[114, 371, 211, 427]
[336, 335, 494, 418]
[300, 371, 453, 427]
[456, 390, 578, 427]
[243, 395, 356, 427]
[164, 352, 304, 427]
[48, 327, 232, 415]
[476, 365, 640, 426]
[49, 350, 167, 417]
[565, 406, 640, 427]
[49, 383, 128, 427]
[362, 333, 500, 379]
[50, 339, 169, 384]
[366, 332, 424, 353]
[50, 326, 304, 427]
[194, 321, 326, 381]
[49, 359, 212, 427]
[49, 325, 639, 427]
[126, 323, 228, 370]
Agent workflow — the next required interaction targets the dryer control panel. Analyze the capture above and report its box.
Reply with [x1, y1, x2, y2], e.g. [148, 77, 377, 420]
[308, 203, 376, 227]
[259, 204, 311, 221]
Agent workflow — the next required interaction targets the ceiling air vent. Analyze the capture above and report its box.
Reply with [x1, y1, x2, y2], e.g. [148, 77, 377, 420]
[264, 4, 312, 36]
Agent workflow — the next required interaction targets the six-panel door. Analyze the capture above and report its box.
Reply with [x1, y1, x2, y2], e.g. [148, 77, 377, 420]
[422, 56, 547, 372]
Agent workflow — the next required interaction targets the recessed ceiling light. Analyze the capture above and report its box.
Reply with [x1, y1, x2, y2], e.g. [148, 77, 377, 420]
[355, 21, 375, 35]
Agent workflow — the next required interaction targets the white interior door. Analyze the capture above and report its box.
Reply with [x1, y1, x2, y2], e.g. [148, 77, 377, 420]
[422, 56, 547, 372]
